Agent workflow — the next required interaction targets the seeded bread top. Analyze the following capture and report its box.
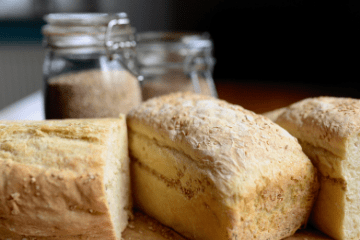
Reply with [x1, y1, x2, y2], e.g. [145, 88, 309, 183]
[275, 96, 360, 158]
[127, 92, 313, 200]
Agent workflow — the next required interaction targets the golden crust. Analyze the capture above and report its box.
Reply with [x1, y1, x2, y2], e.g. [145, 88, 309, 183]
[0, 118, 128, 240]
[275, 96, 360, 158]
[273, 96, 360, 240]
[127, 92, 319, 240]
[127, 92, 315, 198]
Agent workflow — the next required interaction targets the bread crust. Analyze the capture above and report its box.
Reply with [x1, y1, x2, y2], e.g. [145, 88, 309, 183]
[127, 92, 319, 240]
[273, 96, 360, 240]
[275, 96, 360, 158]
[0, 118, 129, 240]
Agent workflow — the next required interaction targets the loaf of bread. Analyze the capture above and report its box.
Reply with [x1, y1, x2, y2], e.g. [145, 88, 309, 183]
[0, 117, 131, 240]
[272, 96, 360, 240]
[126, 92, 319, 240]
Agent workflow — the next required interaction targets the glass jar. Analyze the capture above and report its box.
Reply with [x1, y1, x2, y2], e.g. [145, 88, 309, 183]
[42, 13, 142, 119]
[135, 31, 217, 101]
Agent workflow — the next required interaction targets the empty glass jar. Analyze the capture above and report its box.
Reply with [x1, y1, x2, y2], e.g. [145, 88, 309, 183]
[135, 31, 217, 100]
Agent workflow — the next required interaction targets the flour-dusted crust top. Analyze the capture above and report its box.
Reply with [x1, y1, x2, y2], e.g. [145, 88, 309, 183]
[0, 119, 115, 172]
[127, 92, 313, 200]
[0, 118, 125, 239]
[275, 96, 360, 158]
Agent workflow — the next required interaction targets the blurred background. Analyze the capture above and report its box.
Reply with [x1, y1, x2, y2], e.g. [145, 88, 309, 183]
[1, 0, 359, 113]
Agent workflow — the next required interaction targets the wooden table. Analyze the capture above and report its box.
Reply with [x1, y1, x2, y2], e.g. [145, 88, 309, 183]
[122, 210, 332, 240]
[215, 79, 359, 114]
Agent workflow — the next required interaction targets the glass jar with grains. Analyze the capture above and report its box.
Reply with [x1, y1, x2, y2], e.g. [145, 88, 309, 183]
[42, 13, 142, 119]
[135, 32, 217, 101]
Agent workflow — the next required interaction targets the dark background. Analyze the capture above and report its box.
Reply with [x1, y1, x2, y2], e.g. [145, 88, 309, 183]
[1, 0, 359, 111]
[172, 0, 359, 85]
[208, 1, 358, 81]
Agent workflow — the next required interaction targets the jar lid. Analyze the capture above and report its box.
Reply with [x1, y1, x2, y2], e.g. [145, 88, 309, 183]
[44, 13, 129, 26]
[42, 12, 134, 53]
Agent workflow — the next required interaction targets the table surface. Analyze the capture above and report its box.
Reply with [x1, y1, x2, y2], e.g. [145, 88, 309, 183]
[215, 79, 358, 114]
[0, 79, 345, 120]
[0, 90, 44, 120]
[123, 210, 333, 240]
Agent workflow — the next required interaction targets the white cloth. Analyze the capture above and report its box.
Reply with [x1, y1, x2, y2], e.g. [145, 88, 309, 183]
[0, 90, 45, 120]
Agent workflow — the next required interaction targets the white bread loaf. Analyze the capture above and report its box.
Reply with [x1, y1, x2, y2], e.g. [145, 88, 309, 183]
[126, 92, 319, 240]
[0, 117, 131, 240]
[273, 96, 360, 240]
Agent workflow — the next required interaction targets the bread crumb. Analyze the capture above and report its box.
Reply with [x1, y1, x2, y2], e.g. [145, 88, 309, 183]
[11, 205, 20, 215]
[10, 192, 20, 200]
[30, 177, 36, 183]
[127, 209, 135, 221]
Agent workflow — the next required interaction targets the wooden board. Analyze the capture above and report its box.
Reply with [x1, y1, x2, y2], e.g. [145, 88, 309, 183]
[122, 210, 333, 240]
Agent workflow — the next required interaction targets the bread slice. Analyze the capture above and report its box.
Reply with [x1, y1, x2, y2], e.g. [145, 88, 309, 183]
[126, 92, 319, 240]
[0, 117, 131, 240]
[273, 96, 360, 240]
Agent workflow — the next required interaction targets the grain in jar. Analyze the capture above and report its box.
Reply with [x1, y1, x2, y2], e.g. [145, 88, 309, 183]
[46, 69, 141, 118]
[42, 13, 142, 119]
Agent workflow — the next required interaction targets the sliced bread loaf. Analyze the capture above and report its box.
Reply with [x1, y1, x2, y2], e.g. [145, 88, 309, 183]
[0, 117, 130, 240]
